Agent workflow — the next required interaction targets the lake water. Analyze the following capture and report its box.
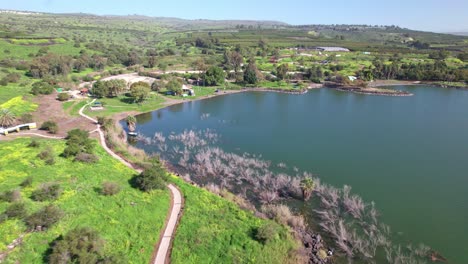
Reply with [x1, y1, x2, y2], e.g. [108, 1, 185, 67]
[131, 86, 468, 263]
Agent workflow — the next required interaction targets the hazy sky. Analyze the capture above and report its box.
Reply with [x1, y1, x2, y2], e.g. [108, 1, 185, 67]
[1, 0, 467, 32]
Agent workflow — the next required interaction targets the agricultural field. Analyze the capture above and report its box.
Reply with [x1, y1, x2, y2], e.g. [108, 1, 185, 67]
[0, 138, 170, 263]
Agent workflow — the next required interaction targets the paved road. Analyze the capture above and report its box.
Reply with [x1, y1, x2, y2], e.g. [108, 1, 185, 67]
[153, 184, 183, 264]
[79, 101, 183, 264]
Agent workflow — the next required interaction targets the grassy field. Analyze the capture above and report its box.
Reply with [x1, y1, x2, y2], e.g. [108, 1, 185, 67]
[170, 177, 300, 264]
[82, 93, 166, 117]
[0, 138, 170, 263]
[0, 96, 38, 116]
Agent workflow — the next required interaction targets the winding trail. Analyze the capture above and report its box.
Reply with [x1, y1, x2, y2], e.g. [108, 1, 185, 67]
[79, 100, 183, 264]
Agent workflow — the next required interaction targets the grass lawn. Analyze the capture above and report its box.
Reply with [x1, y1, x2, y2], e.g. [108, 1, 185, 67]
[170, 177, 300, 264]
[0, 138, 170, 263]
[258, 81, 297, 90]
[82, 93, 166, 118]
[0, 83, 33, 104]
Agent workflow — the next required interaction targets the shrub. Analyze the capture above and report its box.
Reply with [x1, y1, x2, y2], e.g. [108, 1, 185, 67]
[31, 183, 62, 201]
[101, 182, 121, 196]
[5, 72, 21, 83]
[0, 189, 22, 202]
[63, 129, 95, 158]
[131, 165, 168, 192]
[48, 227, 124, 264]
[40, 121, 58, 134]
[37, 146, 53, 159]
[97, 116, 114, 132]
[20, 113, 33, 123]
[28, 139, 40, 148]
[1, 202, 27, 221]
[255, 222, 280, 244]
[261, 204, 306, 230]
[57, 93, 70, 101]
[74, 152, 99, 163]
[26, 205, 63, 231]
[31, 81, 54, 95]
[20, 176, 34, 187]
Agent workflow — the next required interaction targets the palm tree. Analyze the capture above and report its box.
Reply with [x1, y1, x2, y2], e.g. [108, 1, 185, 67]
[126, 115, 137, 132]
[300, 177, 315, 201]
[0, 109, 16, 128]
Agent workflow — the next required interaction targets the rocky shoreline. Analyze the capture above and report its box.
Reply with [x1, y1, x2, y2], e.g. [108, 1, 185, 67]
[335, 87, 413, 96]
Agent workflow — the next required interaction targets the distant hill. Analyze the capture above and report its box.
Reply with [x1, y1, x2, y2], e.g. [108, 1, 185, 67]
[0, 9, 466, 52]
[447, 32, 468, 36]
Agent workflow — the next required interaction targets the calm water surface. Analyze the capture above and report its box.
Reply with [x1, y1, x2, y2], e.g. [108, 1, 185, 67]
[131, 86, 468, 263]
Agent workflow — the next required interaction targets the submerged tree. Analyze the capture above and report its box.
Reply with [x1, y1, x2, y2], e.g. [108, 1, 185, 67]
[126, 115, 137, 132]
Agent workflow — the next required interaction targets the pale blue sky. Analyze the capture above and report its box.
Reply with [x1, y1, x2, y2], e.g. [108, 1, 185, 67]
[1, 0, 467, 32]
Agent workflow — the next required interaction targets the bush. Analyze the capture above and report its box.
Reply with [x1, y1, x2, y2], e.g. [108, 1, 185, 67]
[48, 227, 123, 264]
[40, 121, 58, 134]
[26, 205, 63, 231]
[57, 93, 70, 101]
[31, 183, 62, 201]
[74, 152, 99, 163]
[37, 146, 55, 165]
[20, 113, 33, 123]
[131, 165, 168, 192]
[1, 202, 27, 221]
[261, 204, 306, 230]
[63, 129, 95, 158]
[28, 139, 40, 148]
[97, 116, 114, 132]
[255, 223, 280, 244]
[5, 72, 21, 83]
[20, 176, 33, 187]
[101, 182, 121, 196]
[0, 189, 21, 202]
[31, 81, 54, 95]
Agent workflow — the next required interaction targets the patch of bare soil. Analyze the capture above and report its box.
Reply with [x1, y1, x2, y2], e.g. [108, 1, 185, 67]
[31, 94, 97, 138]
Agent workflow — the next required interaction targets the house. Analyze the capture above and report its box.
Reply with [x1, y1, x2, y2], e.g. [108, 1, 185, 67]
[316, 47, 350, 52]
[80, 88, 89, 95]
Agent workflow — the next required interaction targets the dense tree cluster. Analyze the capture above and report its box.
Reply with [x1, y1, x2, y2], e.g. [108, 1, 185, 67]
[365, 60, 467, 82]
[203, 66, 225, 86]
[92, 79, 127, 98]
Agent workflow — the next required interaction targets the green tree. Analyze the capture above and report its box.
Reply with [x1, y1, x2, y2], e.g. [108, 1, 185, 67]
[166, 78, 183, 95]
[126, 115, 137, 132]
[244, 60, 262, 85]
[276, 63, 289, 80]
[0, 109, 16, 127]
[91, 81, 108, 98]
[224, 51, 244, 74]
[203, 66, 225, 86]
[300, 177, 315, 201]
[130, 82, 151, 103]
[31, 81, 54, 95]
[148, 55, 157, 68]
[105, 79, 127, 97]
[457, 52, 468, 62]
[132, 165, 168, 192]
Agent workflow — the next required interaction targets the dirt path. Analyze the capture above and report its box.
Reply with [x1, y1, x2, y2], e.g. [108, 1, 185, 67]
[78, 101, 183, 264]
